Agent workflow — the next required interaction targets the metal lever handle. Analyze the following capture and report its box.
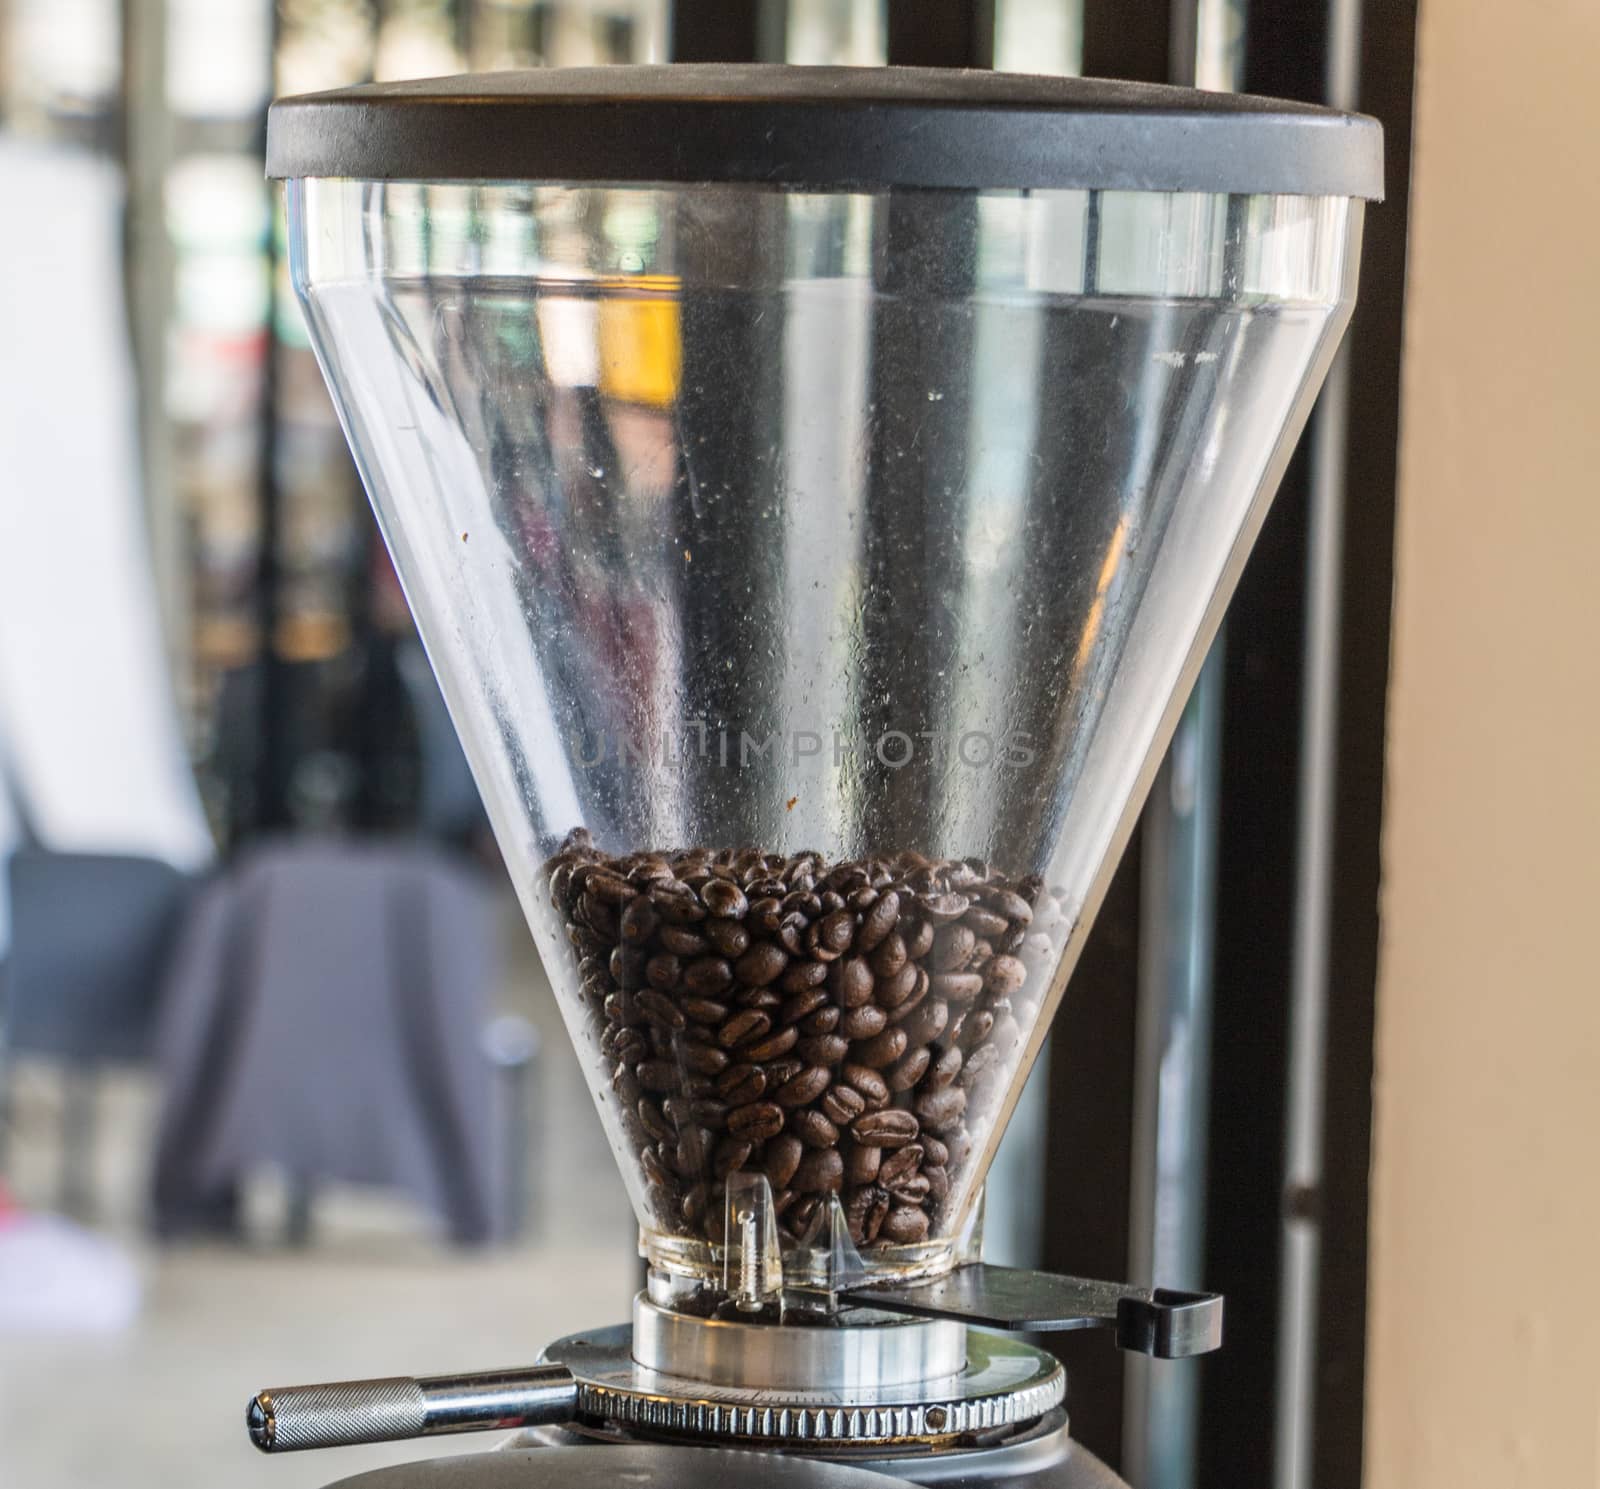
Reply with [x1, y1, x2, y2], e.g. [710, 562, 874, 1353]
[247, 1364, 578, 1453]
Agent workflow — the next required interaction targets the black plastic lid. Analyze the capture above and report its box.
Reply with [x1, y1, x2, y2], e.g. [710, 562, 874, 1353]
[266, 64, 1383, 200]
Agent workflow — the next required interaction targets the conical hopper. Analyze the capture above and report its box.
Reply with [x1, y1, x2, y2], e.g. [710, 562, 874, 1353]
[269, 66, 1382, 1290]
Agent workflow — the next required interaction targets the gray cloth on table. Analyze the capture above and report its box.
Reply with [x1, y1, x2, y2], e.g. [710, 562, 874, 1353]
[152, 838, 505, 1243]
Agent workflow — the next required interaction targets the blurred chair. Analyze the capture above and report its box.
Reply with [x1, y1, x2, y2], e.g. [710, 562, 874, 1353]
[152, 837, 529, 1245]
[0, 850, 195, 1216]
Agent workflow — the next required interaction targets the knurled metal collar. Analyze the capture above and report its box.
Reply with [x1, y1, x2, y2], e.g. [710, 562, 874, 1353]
[543, 1323, 1064, 1446]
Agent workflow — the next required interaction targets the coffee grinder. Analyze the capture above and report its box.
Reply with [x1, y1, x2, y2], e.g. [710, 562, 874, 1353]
[250, 66, 1382, 1488]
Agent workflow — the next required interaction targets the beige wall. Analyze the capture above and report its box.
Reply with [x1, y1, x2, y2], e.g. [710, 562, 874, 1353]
[1367, 2, 1600, 1485]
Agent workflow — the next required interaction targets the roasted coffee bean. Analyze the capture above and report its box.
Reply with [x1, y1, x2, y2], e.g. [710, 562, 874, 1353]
[638, 988, 686, 1029]
[879, 1144, 924, 1187]
[915, 1085, 967, 1132]
[717, 1063, 766, 1104]
[961, 1043, 1001, 1083]
[963, 905, 1010, 938]
[765, 1133, 804, 1187]
[700, 878, 748, 919]
[776, 1065, 831, 1107]
[932, 923, 976, 972]
[801, 1005, 841, 1036]
[791, 1108, 840, 1148]
[735, 943, 788, 987]
[881, 1205, 930, 1244]
[684, 996, 730, 1026]
[641, 1145, 676, 1192]
[871, 961, 916, 1010]
[923, 1164, 949, 1203]
[898, 998, 949, 1048]
[603, 990, 641, 1025]
[997, 926, 1028, 955]
[587, 871, 634, 904]
[781, 961, 830, 995]
[639, 1099, 675, 1143]
[683, 957, 734, 995]
[659, 924, 710, 957]
[930, 971, 985, 1003]
[705, 917, 751, 958]
[681, 1182, 710, 1227]
[735, 986, 783, 1012]
[714, 1136, 753, 1179]
[788, 1194, 822, 1236]
[612, 1061, 641, 1106]
[846, 1183, 892, 1245]
[782, 889, 823, 920]
[643, 953, 681, 991]
[792, 1147, 844, 1194]
[955, 1007, 994, 1047]
[765, 1057, 805, 1086]
[797, 1034, 849, 1066]
[621, 896, 659, 943]
[777, 912, 808, 957]
[779, 986, 830, 1024]
[728, 1102, 785, 1142]
[747, 897, 784, 936]
[926, 1046, 963, 1089]
[689, 1097, 728, 1128]
[743, 1025, 800, 1062]
[835, 956, 876, 1008]
[852, 1109, 920, 1147]
[840, 1004, 888, 1040]
[922, 1135, 949, 1167]
[672, 1127, 712, 1178]
[918, 891, 970, 925]
[653, 887, 707, 924]
[887, 1047, 931, 1092]
[843, 1064, 891, 1110]
[719, 1009, 772, 1048]
[857, 891, 900, 951]
[844, 1139, 882, 1185]
[847, 886, 879, 912]
[816, 907, 856, 954]
[821, 1084, 866, 1126]
[903, 918, 935, 960]
[680, 1042, 730, 1077]
[887, 1173, 930, 1205]
[637, 1059, 681, 1093]
[984, 954, 1028, 997]
[854, 1026, 908, 1069]
[869, 932, 908, 978]
[982, 888, 1034, 925]
[610, 946, 647, 987]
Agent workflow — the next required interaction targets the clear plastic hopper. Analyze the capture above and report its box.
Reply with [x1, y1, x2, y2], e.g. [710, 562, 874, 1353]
[273, 66, 1374, 1300]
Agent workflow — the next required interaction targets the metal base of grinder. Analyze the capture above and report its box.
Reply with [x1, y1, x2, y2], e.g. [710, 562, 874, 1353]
[540, 1296, 1065, 1448]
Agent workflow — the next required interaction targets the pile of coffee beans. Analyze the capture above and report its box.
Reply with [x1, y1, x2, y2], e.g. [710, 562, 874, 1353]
[543, 831, 1053, 1252]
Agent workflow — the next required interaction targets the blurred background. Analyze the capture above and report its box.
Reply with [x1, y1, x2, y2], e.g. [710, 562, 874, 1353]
[1, 4, 1595, 1489]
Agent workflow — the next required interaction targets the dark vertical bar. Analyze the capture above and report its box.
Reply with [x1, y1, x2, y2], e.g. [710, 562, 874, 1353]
[1081, 0, 1170, 82]
[885, 0, 994, 68]
[1196, 1, 1328, 1479]
[1310, 3, 1415, 1483]
[1040, 846, 1141, 1468]
[671, 0, 783, 63]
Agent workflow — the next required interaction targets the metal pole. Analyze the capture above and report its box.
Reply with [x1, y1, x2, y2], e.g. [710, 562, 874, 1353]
[1274, 2, 1362, 1485]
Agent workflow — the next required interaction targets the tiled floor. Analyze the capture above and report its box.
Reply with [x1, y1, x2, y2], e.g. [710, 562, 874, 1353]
[0, 909, 637, 1489]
